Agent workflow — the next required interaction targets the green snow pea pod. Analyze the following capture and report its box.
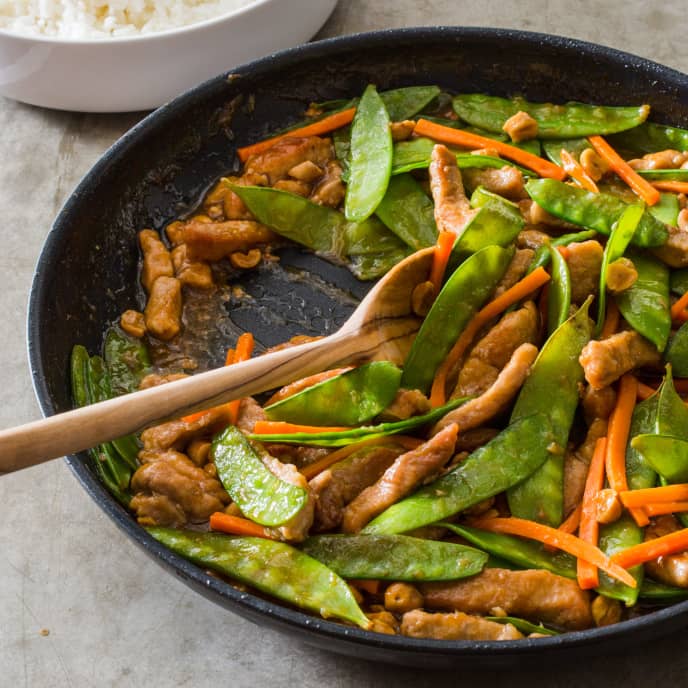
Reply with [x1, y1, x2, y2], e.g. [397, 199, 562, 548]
[453, 94, 648, 138]
[648, 193, 679, 227]
[654, 367, 688, 439]
[542, 138, 590, 165]
[526, 230, 598, 275]
[507, 299, 592, 526]
[638, 168, 688, 182]
[671, 269, 688, 296]
[379, 85, 441, 121]
[440, 523, 576, 578]
[547, 245, 571, 336]
[333, 125, 351, 181]
[608, 121, 688, 156]
[596, 514, 644, 606]
[212, 426, 308, 527]
[345, 84, 393, 223]
[301, 534, 487, 581]
[625, 394, 659, 492]
[104, 326, 151, 396]
[485, 617, 558, 636]
[616, 252, 671, 351]
[343, 216, 410, 280]
[71, 345, 90, 408]
[249, 396, 470, 447]
[526, 178, 667, 247]
[640, 579, 688, 601]
[363, 413, 556, 535]
[401, 245, 513, 393]
[375, 174, 437, 250]
[665, 322, 688, 377]
[596, 203, 644, 335]
[147, 529, 370, 629]
[631, 434, 688, 483]
[264, 362, 401, 426]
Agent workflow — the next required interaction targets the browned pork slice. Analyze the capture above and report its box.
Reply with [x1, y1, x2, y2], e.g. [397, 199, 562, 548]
[377, 388, 431, 422]
[455, 302, 539, 397]
[653, 220, 688, 268]
[141, 405, 231, 451]
[244, 136, 333, 185]
[579, 330, 661, 389]
[566, 240, 603, 304]
[144, 276, 182, 341]
[138, 372, 189, 390]
[341, 424, 458, 533]
[644, 516, 688, 588]
[422, 568, 593, 630]
[492, 249, 535, 298]
[310, 160, 346, 208]
[183, 220, 275, 262]
[171, 243, 214, 290]
[581, 385, 617, 425]
[130, 449, 229, 527]
[267, 444, 332, 469]
[235, 396, 266, 434]
[462, 165, 527, 200]
[139, 229, 174, 293]
[310, 446, 405, 532]
[516, 227, 550, 250]
[429, 144, 477, 233]
[401, 609, 523, 641]
[563, 418, 608, 517]
[433, 343, 538, 435]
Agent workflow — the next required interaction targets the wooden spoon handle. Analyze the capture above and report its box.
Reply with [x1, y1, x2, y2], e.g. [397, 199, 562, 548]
[0, 330, 363, 474]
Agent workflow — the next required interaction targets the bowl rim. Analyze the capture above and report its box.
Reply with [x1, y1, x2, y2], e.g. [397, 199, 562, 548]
[0, 0, 280, 45]
[26, 25, 688, 658]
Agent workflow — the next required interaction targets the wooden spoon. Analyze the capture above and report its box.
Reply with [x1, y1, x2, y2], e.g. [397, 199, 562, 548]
[0, 247, 434, 474]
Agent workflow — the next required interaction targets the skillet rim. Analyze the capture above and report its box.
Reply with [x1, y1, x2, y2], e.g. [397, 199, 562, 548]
[26, 25, 688, 663]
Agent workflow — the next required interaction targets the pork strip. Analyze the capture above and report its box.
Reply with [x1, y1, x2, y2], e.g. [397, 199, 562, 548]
[341, 424, 459, 533]
[566, 240, 604, 304]
[244, 136, 333, 185]
[492, 249, 535, 298]
[401, 609, 523, 641]
[141, 405, 231, 451]
[462, 166, 527, 200]
[579, 330, 661, 389]
[183, 220, 275, 262]
[422, 568, 593, 630]
[429, 144, 477, 234]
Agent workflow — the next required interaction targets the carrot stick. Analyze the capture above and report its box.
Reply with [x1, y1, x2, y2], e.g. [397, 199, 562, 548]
[577, 438, 608, 589]
[612, 527, 688, 569]
[556, 245, 571, 261]
[605, 374, 647, 526]
[558, 504, 582, 535]
[560, 148, 599, 193]
[636, 381, 656, 401]
[469, 517, 636, 588]
[237, 107, 357, 162]
[266, 367, 352, 406]
[413, 118, 567, 180]
[644, 501, 688, 516]
[651, 181, 688, 194]
[300, 436, 423, 480]
[224, 348, 236, 366]
[429, 231, 457, 295]
[226, 333, 255, 425]
[429, 266, 551, 407]
[619, 484, 688, 507]
[209, 512, 275, 539]
[588, 135, 660, 206]
[671, 290, 688, 321]
[253, 421, 354, 435]
[600, 298, 620, 339]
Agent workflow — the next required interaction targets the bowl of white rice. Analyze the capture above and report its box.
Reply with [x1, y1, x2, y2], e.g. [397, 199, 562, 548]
[0, 0, 338, 111]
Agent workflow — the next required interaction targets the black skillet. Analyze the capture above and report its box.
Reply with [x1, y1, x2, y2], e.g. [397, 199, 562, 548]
[27, 27, 688, 668]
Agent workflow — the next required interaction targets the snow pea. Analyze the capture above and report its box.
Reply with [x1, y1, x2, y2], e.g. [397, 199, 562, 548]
[374, 174, 437, 250]
[345, 84, 393, 223]
[625, 394, 660, 492]
[640, 579, 688, 601]
[542, 138, 590, 165]
[665, 322, 688, 377]
[452, 94, 649, 139]
[631, 434, 688, 483]
[507, 299, 592, 527]
[441, 523, 576, 578]
[608, 121, 688, 156]
[485, 617, 559, 636]
[147, 528, 370, 629]
[547, 245, 571, 336]
[362, 412, 556, 535]
[249, 395, 470, 447]
[597, 515, 644, 606]
[526, 230, 598, 275]
[390, 138, 531, 176]
[333, 125, 351, 181]
[401, 245, 513, 394]
[379, 85, 441, 121]
[301, 534, 487, 581]
[103, 326, 151, 396]
[342, 216, 410, 280]
[212, 426, 308, 527]
[671, 269, 688, 296]
[596, 203, 644, 335]
[616, 252, 671, 351]
[649, 192, 680, 227]
[264, 362, 401, 426]
[653, 367, 688, 440]
[638, 169, 688, 182]
[525, 178, 667, 248]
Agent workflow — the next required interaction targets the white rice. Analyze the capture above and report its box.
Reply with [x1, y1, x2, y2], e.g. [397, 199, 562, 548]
[0, 0, 258, 39]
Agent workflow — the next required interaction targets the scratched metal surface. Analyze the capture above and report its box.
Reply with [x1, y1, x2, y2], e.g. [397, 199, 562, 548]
[2, 1, 688, 685]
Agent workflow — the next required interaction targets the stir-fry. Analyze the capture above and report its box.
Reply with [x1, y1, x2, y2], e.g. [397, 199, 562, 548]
[71, 84, 688, 640]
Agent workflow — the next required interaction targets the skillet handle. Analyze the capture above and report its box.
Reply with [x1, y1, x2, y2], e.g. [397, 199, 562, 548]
[0, 330, 361, 474]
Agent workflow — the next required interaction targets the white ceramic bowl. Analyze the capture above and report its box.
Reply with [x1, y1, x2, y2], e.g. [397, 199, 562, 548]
[0, 0, 337, 112]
